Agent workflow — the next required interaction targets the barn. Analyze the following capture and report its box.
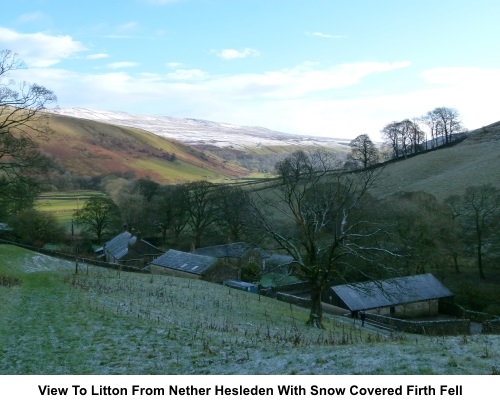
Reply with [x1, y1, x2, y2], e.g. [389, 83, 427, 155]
[328, 273, 455, 318]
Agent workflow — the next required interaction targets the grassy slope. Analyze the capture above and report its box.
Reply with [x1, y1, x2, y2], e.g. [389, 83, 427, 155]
[0, 245, 498, 375]
[372, 126, 500, 201]
[37, 113, 248, 183]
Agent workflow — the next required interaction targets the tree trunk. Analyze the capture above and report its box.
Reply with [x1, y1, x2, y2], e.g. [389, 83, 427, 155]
[306, 284, 324, 329]
[476, 220, 485, 280]
[452, 252, 460, 273]
[477, 243, 485, 280]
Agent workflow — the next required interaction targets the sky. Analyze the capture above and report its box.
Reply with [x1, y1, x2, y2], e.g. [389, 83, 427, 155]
[1, 0, 500, 141]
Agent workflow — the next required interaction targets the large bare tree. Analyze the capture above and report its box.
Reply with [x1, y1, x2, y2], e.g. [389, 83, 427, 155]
[0, 49, 57, 215]
[0, 50, 57, 179]
[252, 151, 400, 328]
[451, 185, 500, 279]
[185, 181, 218, 247]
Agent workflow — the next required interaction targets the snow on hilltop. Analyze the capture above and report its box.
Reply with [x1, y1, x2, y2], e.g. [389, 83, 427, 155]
[54, 108, 350, 150]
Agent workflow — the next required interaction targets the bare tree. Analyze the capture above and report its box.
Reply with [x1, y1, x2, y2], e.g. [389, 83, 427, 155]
[185, 181, 218, 247]
[349, 134, 378, 169]
[386, 191, 462, 275]
[152, 184, 190, 243]
[252, 150, 400, 328]
[381, 119, 424, 158]
[381, 121, 401, 158]
[1, 50, 57, 216]
[0, 50, 57, 182]
[213, 184, 252, 242]
[74, 196, 120, 244]
[423, 107, 464, 146]
[457, 185, 499, 279]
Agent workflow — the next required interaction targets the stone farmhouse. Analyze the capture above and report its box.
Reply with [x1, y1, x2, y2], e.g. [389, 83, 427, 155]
[149, 249, 239, 283]
[102, 231, 164, 267]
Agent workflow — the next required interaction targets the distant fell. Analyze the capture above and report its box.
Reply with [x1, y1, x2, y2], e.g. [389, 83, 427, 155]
[37, 112, 249, 183]
[54, 108, 350, 152]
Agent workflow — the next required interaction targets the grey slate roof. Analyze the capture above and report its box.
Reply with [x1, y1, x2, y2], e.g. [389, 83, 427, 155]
[151, 249, 217, 275]
[103, 231, 162, 260]
[194, 242, 251, 258]
[104, 231, 134, 260]
[331, 273, 454, 312]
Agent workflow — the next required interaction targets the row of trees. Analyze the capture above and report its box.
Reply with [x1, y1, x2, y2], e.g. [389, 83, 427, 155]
[347, 107, 466, 169]
[381, 107, 465, 159]
[74, 178, 255, 247]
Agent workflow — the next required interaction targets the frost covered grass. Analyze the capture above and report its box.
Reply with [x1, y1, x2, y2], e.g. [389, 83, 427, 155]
[0, 245, 499, 375]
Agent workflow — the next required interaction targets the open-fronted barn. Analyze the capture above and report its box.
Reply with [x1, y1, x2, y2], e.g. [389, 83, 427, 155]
[328, 273, 454, 318]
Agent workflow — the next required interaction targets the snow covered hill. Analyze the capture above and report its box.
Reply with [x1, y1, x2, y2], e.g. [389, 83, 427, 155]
[54, 108, 350, 151]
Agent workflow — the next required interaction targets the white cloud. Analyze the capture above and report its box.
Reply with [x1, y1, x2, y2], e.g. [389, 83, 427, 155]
[87, 53, 110, 60]
[0, 26, 85, 67]
[215, 48, 260, 60]
[166, 62, 183, 69]
[106, 61, 139, 69]
[306, 32, 346, 39]
[13, 56, 499, 142]
[167, 69, 207, 81]
[200, 61, 411, 99]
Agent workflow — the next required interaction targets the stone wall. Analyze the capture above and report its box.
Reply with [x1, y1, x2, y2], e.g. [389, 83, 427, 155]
[364, 312, 470, 336]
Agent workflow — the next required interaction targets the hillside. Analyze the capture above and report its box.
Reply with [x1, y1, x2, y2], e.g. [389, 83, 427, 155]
[1, 244, 499, 375]
[372, 122, 500, 201]
[52, 108, 351, 174]
[36, 113, 249, 184]
[55, 108, 350, 151]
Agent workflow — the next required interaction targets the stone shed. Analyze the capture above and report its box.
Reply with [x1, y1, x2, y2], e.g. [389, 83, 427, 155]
[328, 273, 455, 318]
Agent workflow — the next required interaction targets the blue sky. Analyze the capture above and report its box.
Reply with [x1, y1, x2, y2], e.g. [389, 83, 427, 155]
[1, 0, 500, 140]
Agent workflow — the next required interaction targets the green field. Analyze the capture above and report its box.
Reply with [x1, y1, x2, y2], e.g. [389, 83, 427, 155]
[0, 244, 498, 374]
[36, 190, 105, 230]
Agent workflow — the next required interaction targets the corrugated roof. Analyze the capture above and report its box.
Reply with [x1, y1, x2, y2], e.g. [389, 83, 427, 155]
[331, 273, 454, 312]
[151, 250, 217, 275]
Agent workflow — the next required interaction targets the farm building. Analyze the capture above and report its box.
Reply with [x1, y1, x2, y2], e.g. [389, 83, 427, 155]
[327, 273, 455, 318]
[194, 242, 268, 271]
[149, 249, 239, 283]
[223, 280, 259, 293]
[103, 231, 163, 267]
